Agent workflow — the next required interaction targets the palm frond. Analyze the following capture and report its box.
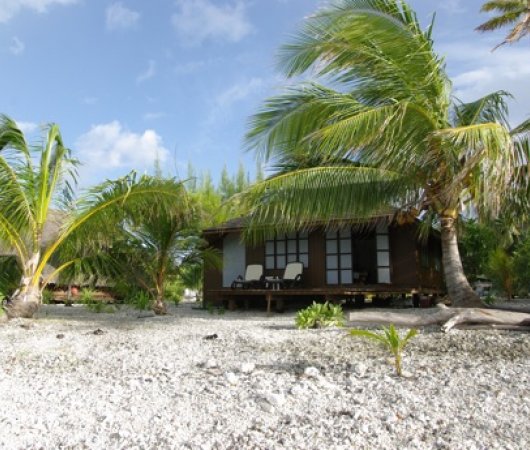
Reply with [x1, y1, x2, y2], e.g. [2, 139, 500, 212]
[245, 83, 355, 162]
[481, 1, 526, 13]
[240, 165, 416, 241]
[349, 328, 388, 345]
[435, 123, 516, 217]
[476, 11, 524, 31]
[454, 91, 512, 128]
[511, 117, 530, 136]
[34, 173, 186, 283]
[277, 0, 449, 115]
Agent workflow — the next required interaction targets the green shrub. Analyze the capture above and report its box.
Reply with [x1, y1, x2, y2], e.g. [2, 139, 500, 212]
[128, 290, 151, 310]
[487, 248, 515, 299]
[483, 294, 497, 305]
[349, 325, 418, 376]
[459, 220, 497, 282]
[42, 289, 54, 304]
[296, 301, 345, 329]
[164, 281, 184, 305]
[81, 288, 113, 313]
[205, 302, 225, 315]
[80, 288, 95, 303]
[112, 281, 139, 302]
[513, 235, 530, 296]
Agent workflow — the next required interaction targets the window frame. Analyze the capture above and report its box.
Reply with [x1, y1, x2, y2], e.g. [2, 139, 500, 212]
[265, 232, 309, 270]
[325, 229, 354, 285]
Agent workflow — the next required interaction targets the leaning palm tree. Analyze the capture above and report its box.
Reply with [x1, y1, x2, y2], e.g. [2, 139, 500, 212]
[243, 0, 530, 307]
[0, 115, 185, 318]
[476, 0, 530, 50]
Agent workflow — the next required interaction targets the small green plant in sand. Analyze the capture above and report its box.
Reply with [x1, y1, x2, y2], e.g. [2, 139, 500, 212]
[206, 302, 225, 315]
[349, 324, 418, 376]
[42, 289, 54, 305]
[482, 294, 497, 305]
[296, 301, 345, 329]
[128, 290, 151, 311]
[81, 288, 113, 313]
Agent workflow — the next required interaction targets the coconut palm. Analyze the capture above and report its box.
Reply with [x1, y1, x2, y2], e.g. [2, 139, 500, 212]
[107, 200, 219, 315]
[243, 0, 530, 307]
[0, 115, 185, 318]
[476, 0, 530, 50]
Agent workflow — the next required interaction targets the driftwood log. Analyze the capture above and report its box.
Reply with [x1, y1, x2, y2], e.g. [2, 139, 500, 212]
[348, 304, 530, 332]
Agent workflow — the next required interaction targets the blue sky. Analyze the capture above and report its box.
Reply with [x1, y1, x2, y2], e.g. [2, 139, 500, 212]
[1, 0, 529, 187]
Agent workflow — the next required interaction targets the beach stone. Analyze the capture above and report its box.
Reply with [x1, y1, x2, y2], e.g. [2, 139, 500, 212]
[204, 359, 218, 369]
[224, 372, 239, 385]
[240, 362, 255, 374]
[304, 367, 320, 378]
[263, 393, 286, 408]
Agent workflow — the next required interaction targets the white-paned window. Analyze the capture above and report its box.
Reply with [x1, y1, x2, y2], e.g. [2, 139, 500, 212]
[376, 223, 391, 284]
[325, 228, 354, 285]
[265, 232, 309, 269]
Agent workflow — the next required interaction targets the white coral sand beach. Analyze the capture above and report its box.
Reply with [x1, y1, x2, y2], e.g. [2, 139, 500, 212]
[0, 302, 528, 450]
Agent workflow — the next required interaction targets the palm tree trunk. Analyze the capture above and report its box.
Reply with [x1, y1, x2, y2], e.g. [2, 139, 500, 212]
[440, 216, 482, 307]
[152, 293, 167, 315]
[4, 252, 42, 318]
[152, 273, 167, 315]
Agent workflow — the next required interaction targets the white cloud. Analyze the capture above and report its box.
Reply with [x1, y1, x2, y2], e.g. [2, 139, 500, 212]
[171, 0, 253, 46]
[16, 120, 38, 134]
[136, 60, 156, 83]
[205, 77, 268, 128]
[75, 122, 169, 171]
[439, 0, 465, 14]
[105, 2, 140, 31]
[0, 0, 78, 23]
[440, 41, 530, 125]
[215, 77, 265, 108]
[9, 36, 25, 55]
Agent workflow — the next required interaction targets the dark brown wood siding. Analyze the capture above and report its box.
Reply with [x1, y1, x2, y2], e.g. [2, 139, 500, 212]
[246, 243, 264, 265]
[418, 234, 444, 289]
[306, 230, 325, 288]
[389, 224, 420, 286]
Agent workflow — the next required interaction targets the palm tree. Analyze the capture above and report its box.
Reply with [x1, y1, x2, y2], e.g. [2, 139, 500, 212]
[0, 115, 184, 318]
[476, 0, 530, 50]
[243, 0, 530, 307]
[108, 199, 219, 315]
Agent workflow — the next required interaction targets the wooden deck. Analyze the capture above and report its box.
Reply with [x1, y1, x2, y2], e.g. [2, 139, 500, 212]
[209, 285, 443, 314]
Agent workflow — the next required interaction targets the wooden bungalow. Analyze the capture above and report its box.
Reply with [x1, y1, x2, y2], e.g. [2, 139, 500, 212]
[203, 217, 445, 313]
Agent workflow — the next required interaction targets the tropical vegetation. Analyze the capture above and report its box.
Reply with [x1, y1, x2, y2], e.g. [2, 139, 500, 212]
[295, 301, 345, 329]
[242, 0, 530, 307]
[477, 0, 530, 50]
[104, 196, 219, 315]
[0, 115, 186, 318]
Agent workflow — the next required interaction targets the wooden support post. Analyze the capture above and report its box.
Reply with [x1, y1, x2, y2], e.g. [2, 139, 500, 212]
[228, 297, 237, 311]
[266, 292, 272, 316]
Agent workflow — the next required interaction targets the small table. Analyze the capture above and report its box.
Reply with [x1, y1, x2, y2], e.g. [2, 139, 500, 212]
[265, 276, 282, 291]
